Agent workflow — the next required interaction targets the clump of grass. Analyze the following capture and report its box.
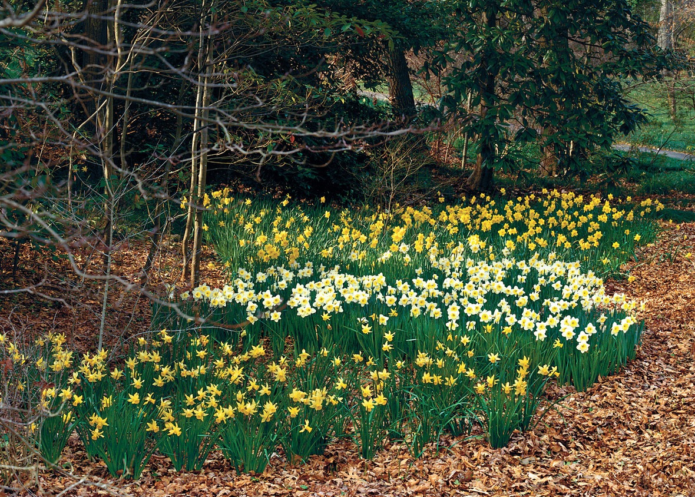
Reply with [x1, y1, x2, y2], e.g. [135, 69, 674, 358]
[637, 172, 695, 195]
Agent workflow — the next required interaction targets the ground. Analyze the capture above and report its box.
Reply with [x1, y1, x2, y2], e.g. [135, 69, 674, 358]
[1, 219, 692, 497]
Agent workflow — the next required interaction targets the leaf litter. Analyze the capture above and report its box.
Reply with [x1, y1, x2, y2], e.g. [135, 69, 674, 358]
[2, 221, 694, 497]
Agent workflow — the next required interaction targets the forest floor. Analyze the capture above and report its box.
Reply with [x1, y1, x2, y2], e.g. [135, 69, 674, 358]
[1, 218, 694, 497]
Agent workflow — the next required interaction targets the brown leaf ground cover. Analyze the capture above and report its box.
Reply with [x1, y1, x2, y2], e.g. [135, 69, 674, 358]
[2, 221, 694, 497]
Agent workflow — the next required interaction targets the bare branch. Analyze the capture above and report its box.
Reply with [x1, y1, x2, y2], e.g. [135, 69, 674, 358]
[0, 0, 46, 28]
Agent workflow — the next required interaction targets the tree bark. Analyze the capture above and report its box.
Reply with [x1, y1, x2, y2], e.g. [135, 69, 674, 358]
[658, 0, 677, 119]
[658, 0, 673, 50]
[183, 1, 214, 288]
[180, 81, 202, 284]
[190, 46, 212, 289]
[467, 11, 497, 192]
[100, 0, 117, 270]
[191, 80, 211, 288]
[180, 3, 208, 284]
[461, 91, 472, 169]
[386, 47, 416, 119]
[82, 0, 109, 118]
[540, 130, 557, 177]
[537, 5, 569, 177]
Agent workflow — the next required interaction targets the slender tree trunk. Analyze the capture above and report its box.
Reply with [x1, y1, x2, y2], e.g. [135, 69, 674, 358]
[461, 91, 472, 169]
[96, 0, 119, 348]
[98, 196, 114, 351]
[658, 0, 677, 119]
[467, 11, 497, 192]
[386, 47, 416, 118]
[140, 159, 172, 287]
[100, 0, 117, 270]
[180, 93, 201, 283]
[190, 46, 213, 289]
[119, 64, 134, 171]
[180, 5, 208, 284]
[101, 102, 115, 270]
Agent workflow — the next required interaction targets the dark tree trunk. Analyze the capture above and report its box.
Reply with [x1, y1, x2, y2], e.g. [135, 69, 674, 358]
[479, 162, 494, 191]
[82, 0, 109, 66]
[81, 0, 109, 116]
[386, 48, 416, 118]
[467, 10, 497, 192]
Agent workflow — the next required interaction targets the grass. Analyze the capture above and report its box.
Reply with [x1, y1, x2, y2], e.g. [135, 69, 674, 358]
[623, 79, 695, 154]
[652, 208, 695, 223]
[489, 146, 695, 198]
[637, 171, 695, 195]
[618, 149, 695, 195]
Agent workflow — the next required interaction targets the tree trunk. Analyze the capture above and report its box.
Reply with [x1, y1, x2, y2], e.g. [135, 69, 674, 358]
[386, 47, 416, 119]
[537, 7, 566, 177]
[186, 2, 214, 288]
[101, 96, 115, 270]
[479, 162, 494, 191]
[180, 3, 208, 284]
[658, 0, 673, 50]
[658, 0, 677, 119]
[461, 91, 472, 169]
[190, 58, 212, 289]
[540, 140, 557, 177]
[180, 84, 202, 284]
[100, 0, 117, 270]
[467, 11, 497, 192]
[82, 0, 109, 118]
